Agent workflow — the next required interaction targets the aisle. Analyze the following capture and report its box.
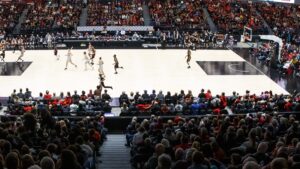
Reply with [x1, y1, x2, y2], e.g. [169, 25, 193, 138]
[97, 134, 132, 169]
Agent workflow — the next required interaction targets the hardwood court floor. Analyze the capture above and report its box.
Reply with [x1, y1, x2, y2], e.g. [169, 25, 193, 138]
[0, 49, 289, 97]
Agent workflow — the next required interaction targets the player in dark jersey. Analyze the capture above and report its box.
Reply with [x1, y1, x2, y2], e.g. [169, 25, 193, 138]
[186, 48, 191, 69]
[113, 54, 123, 74]
[0, 46, 5, 62]
[99, 75, 113, 89]
[54, 46, 59, 60]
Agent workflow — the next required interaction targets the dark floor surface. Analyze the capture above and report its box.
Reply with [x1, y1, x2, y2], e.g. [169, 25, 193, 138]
[0, 62, 32, 76]
[197, 61, 262, 75]
[233, 48, 300, 94]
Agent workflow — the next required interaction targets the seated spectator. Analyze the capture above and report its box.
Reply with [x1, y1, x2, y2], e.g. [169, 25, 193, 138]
[145, 143, 165, 169]
[188, 151, 209, 169]
[43, 90, 52, 100]
[157, 154, 172, 169]
[40, 157, 55, 169]
[270, 157, 288, 169]
[5, 152, 20, 169]
[58, 149, 81, 169]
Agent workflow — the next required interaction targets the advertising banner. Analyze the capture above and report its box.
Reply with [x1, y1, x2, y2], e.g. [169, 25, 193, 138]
[259, 0, 294, 3]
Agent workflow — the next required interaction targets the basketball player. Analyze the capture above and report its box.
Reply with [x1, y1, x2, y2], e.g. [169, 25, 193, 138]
[99, 75, 113, 89]
[0, 44, 5, 62]
[17, 37, 23, 50]
[0, 38, 6, 47]
[98, 57, 105, 77]
[113, 54, 123, 74]
[83, 51, 93, 70]
[16, 45, 25, 62]
[11, 37, 17, 53]
[88, 43, 96, 65]
[64, 47, 77, 70]
[54, 46, 59, 60]
[186, 48, 191, 69]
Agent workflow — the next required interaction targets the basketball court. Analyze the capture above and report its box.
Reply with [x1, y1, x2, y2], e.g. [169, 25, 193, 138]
[0, 49, 289, 98]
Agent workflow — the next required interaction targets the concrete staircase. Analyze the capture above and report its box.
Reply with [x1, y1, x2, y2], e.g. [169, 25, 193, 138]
[13, 6, 29, 34]
[97, 134, 131, 169]
[142, 4, 152, 26]
[255, 10, 274, 35]
[79, 6, 88, 26]
[202, 7, 218, 33]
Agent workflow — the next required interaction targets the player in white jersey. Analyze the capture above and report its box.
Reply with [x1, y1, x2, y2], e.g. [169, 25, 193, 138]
[186, 48, 191, 69]
[98, 57, 105, 78]
[16, 46, 25, 62]
[11, 38, 17, 53]
[83, 51, 93, 70]
[0, 42, 5, 62]
[88, 43, 95, 65]
[64, 47, 77, 70]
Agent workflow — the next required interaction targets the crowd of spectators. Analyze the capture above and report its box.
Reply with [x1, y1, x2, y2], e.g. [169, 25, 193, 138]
[0, 2, 25, 34]
[5, 87, 300, 117]
[0, 112, 106, 169]
[255, 2, 300, 43]
[150, 28, 234, 49]
[125, 112, 300, 169]
[1, 32, 68, 49]
[249, 41, 300, 77]
[204, 0, 266, 35]
[6, 87, 113, 116]
[87, 0, 144, 26]
[250, 42, 275, 65]
[21, 2, 82, 34]
[0, 31, 156, 50]
[119, 89, 300, 116]
[21, 4, 56, 34]
[245, 2, 300, 78]
[148, 0, 209, 29]
[52, 3, 82, 31]
[0, 28, 233, 50]
[278, 43, 300, 77]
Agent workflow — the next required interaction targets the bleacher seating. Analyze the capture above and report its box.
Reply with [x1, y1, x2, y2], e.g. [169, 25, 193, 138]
[0, 2, 25, 34]
[204, 0, 266, 34]
[119, 89, 300, 116]
[6, 88, 112, 116]
[255, 2, 300, 41]
[21, 2, 82, 34]
[87, 0, 144, 26]
[148, 0, 209, 29]
[126, 113, 300, 169]
[0, 113, 106, 169]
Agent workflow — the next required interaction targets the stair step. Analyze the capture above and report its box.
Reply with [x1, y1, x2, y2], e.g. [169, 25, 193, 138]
[142, 4, 151, 26]
[97, 134, 131, 169]
[79, 7, 88, 26]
